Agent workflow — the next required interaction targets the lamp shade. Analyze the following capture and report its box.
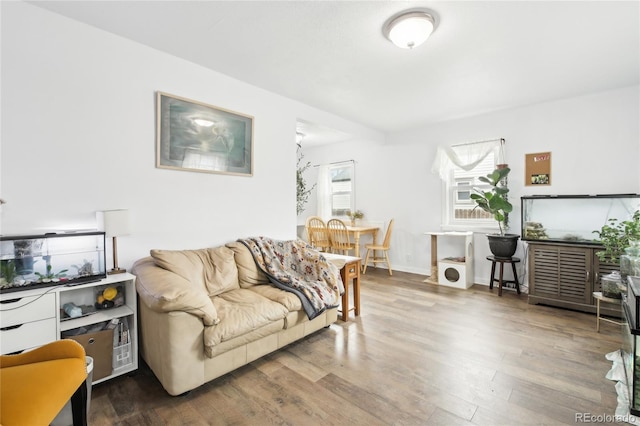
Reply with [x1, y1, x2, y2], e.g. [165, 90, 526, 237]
[97, 209, 131, 237]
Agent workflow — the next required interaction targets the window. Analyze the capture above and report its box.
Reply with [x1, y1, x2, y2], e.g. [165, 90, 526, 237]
[432, 139, 503, 230]
[454, 179, 473, 204]
[317, 161, 355, 219]
[447, 153, 495, 225]
[329, 163, 354, 216]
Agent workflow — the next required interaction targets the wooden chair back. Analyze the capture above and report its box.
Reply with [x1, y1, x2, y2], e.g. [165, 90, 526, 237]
[327, 219, 355, 254]
[306, 216, 330, 251]
[381, 219, 395, 249]
[362, 219, 395, 275]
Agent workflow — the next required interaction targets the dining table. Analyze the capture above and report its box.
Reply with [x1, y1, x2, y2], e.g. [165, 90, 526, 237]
[345, 224, 379, 259]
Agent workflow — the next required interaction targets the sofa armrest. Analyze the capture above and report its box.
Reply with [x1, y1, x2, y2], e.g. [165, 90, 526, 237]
[132, 257, 219, 326]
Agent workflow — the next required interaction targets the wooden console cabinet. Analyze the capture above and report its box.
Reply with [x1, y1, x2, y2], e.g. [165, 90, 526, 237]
[528, 241, 620, 317]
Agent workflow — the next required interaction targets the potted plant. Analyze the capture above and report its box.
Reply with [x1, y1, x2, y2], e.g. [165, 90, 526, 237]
[592, 211, 640, 298]
[296, 142, 316, 215]
[593, 210, 640, 264]
[347, 210, 364, 226]
[470, 166, 520, 258]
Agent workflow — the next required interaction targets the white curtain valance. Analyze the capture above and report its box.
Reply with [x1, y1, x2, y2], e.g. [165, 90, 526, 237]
[431, 138, 504, 180]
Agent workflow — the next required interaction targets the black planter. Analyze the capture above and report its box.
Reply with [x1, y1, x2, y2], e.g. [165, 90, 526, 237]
[487, 234, 520, 259]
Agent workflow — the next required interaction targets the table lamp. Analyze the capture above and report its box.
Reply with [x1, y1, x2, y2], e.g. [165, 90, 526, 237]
[97, 209, 130, 275]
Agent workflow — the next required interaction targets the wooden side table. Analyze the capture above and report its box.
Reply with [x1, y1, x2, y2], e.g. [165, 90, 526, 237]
[592, 291, 624, 332]
[487, 256, 521, 296]
[324, 253, 361, 321]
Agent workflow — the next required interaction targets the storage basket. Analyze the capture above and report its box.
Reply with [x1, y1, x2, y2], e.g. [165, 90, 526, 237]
[113, 342, 132, 370]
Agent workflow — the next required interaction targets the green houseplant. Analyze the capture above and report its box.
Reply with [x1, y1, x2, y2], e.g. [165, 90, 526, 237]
[593, 210, 640, 264]
[470, 166, 512, 234]
[296, 143, 316, 215]
[470, 166, 520, 258]
[347, 209, 364, 226]
[592, 211, 640, 298]
[0, 260, 17, 287]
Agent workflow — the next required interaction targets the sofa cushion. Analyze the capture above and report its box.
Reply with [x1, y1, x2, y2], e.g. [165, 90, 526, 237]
[132, 257, 219, 326]
[225, 241, 270, 288]
[150, 247, 239, 297]
[204, 289, 288, 350]
[248, 285, 303, 312]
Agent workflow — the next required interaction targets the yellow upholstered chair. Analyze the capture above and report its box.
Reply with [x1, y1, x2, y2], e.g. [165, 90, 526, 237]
[0, 339, 89, 426]
[306, 216, 331, 251]
[363, 219, 394, 275]
[327, 219, 356, 255]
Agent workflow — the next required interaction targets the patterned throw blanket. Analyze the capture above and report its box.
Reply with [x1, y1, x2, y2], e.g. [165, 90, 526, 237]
[239, 237, 344, 319]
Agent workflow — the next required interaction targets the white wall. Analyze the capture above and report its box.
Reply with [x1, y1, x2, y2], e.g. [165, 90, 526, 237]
[3, 3, 637, 285]
[303, 85, 640, 285]
[0, 2, 381, 271]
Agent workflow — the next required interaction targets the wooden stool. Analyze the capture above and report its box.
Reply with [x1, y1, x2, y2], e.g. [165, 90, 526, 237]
[487, 256, 521, 296]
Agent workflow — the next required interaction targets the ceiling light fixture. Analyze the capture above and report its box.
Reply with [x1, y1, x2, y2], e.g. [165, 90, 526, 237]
[383, 9, 436, 49]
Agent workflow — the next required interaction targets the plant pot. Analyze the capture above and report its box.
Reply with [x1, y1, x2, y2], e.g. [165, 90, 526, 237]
[487, 234, 520, 259]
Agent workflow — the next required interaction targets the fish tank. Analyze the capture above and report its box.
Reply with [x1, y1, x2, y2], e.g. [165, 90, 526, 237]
[0, 231, 106, 293]
[623, 276, 640, 415]
[521, 194, 640, 244]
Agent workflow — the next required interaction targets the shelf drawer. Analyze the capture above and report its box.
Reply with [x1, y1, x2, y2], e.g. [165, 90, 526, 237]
[0, 293, 56, 327]
[0, 318, 57, 354]
[344, 262, 359, 281]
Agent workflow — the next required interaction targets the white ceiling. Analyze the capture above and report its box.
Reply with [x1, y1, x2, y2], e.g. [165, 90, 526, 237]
[28, 1, 640, 143]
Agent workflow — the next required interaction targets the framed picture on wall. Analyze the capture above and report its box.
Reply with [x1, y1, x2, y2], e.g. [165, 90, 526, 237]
[156, 91, 254, 176]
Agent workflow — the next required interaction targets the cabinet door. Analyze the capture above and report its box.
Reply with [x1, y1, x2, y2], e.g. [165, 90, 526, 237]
[529, 244, 560, 297]
[530, 244, 591, 304]
[557, 246, 592, 303]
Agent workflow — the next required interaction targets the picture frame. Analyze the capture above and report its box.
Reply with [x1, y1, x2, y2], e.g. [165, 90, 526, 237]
[156, 91, 253, 176]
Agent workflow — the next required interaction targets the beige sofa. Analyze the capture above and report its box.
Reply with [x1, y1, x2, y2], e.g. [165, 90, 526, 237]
[131, 241, 338, 396]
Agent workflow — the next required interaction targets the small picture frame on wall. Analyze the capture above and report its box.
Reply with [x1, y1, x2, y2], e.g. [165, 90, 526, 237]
[156, 91, 254, 176]
[525, 152, 551, 186]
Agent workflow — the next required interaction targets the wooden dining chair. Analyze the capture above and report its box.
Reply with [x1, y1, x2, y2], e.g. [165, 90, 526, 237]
[363, 219, 394, 275]
[305, 216, 331, 251]
[327, 219, 356, 255]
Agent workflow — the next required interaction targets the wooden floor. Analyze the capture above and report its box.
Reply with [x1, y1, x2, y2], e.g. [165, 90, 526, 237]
[89, 268, 623, 425]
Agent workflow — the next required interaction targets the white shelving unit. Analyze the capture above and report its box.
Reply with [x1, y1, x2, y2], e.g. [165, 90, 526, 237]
[423, 231, 474, 289]
[0, 273, 137, 384]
